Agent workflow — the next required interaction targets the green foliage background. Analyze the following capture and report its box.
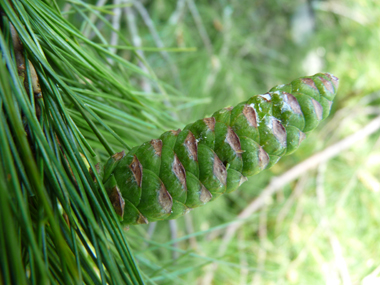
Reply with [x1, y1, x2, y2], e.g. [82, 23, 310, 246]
[1, 0, 380, 284]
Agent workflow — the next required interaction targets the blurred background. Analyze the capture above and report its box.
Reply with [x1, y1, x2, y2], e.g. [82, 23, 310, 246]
[79, 1, 380, 284]
[14, 0, 380, 284]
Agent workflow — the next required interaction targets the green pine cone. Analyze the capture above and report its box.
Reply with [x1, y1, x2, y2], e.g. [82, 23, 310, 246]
[92, 73, 339, 225]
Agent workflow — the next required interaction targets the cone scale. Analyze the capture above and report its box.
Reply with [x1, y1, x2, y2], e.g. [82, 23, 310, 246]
[91, 73, 339, 225]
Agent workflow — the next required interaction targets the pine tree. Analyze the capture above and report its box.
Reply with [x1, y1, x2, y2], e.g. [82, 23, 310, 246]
[0, 1, 338, 284]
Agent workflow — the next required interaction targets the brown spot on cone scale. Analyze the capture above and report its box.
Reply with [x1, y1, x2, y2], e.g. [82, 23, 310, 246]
[284, 93, 302, 115]
[150, 139, 162, 156]
[137, 214, 149, 224]
[213, 154, 227, 185]
[318, 76, 335, 94]
[301, 78, 318, 90]
[239, 175, 248, 186]
[243, 105, 258, 128]
[112, 150, 125, 161]
[172, 154, 187, 191]
[158, 183, 173, 214]
[129, 155, 143, 187]
[258, 146, 270, 169]
[226, 127, 242, 154]
[311, 98, 323, 120]
[171, 129, 181, 135]
[298, 131, 306, 144]
[203, 117, 216, 131]
[325, 73, 339, 90]
[110, 186, 125, 217]
[260, 93, 272, 102]
[272, 119, 287, 147]
[183, 207, 192, 215]
[184, 132, 198, 161]
[199, 183, 212, 204]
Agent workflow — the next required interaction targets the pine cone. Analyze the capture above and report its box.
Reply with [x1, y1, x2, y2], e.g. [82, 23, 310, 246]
[92, 73, 339, 224]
